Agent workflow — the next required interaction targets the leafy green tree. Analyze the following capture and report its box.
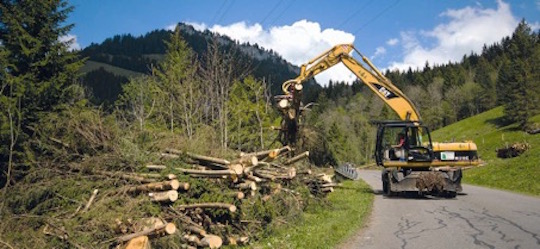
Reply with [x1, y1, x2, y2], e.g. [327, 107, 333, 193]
[227, 76, 276, 151]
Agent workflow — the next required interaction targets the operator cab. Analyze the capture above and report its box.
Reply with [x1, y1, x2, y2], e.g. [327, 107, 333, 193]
[374, 121, 434, 167]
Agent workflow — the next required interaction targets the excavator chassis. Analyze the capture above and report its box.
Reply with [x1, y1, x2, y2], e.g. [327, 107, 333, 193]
[381, 167, 462, 198]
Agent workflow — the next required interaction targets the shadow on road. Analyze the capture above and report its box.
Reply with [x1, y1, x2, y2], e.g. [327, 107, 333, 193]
[372, 189, 458, 200]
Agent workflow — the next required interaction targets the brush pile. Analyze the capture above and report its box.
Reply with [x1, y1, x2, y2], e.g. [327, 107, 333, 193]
[3, 144, 341, 249]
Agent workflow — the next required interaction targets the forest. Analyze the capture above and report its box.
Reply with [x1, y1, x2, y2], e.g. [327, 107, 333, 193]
[1, 0, 540, 248]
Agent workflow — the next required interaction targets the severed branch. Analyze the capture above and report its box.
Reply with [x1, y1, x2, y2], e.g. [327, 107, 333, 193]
[124, 180, 185, 193]
[116, 223, 176, 243]
[284, 151, 310, 165]
[177, 203, 237, 213]
[146, 164, 166, 170]
[82, 189, 98, 213]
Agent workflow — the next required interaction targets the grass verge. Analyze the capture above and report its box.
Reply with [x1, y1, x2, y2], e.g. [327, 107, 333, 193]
[253, 179, 373, 249]
[432, 107, 540, 196]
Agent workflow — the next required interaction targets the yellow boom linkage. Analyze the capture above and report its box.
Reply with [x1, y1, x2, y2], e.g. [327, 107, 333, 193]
[277, 44, 479, 196]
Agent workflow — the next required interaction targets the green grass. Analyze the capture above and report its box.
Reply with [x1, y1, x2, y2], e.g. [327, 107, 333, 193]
[253, 180, 373, 249]
[81, 60, 143, 78]
[431, 107, 540, 195]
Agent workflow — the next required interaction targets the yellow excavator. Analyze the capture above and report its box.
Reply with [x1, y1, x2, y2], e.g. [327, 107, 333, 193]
[276, 44, 479, 198]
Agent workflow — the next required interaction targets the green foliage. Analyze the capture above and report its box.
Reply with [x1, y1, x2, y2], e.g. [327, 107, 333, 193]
[227, 76, 278, 151]
[0, 0, 83, 185]
[306, 93, 376, 166]
[497, 20, 540, 127]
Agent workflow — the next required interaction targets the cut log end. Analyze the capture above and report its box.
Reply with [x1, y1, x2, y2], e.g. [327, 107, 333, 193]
[164, 223, 176, 235]
[202, 235, 223, 249]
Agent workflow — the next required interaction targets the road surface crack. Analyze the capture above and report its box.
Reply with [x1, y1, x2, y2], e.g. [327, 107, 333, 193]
[472, 208, 540, 245]
[440, 206, 496, 249]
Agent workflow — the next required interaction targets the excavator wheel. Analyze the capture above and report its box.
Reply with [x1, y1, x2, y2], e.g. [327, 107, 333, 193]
[381, 169, 395, 196]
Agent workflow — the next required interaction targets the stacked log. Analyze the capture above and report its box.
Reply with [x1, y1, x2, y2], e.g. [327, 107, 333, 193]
[303, 173, 339, 195]
[496, 142, 531, 158]
[108, 147, 330, 248]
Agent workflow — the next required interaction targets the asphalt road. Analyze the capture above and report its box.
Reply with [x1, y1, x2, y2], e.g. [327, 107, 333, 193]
[339, 170, 540, 249]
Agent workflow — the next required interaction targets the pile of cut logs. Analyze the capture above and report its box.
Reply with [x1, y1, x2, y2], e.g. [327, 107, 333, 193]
[89, 146, 339, 249]
[496, 142, 531, 158]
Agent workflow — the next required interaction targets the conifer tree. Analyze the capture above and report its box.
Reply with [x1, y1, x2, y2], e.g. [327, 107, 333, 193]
[497, 20, 538, 126]
[475, 57, 496, 111]
[1, 0, 82, 176]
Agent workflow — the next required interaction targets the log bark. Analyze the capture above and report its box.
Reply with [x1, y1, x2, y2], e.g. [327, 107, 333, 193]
[246, 174, 263, 183]
[183, 151, 231, 165]
[284, 151, 310, 165]
[126, 180, 181, 193]
[146, 164, 166, 170]
[185, 225, 206, 236]
[160, 153, 179, 159]
[117, 223, 176, 243]
[175, 168, 236, 176]
[148, 190, 178, 203]
[227, 191, 245, 200]
[252, 171, 276, 181]
[232, 156, 258, 166]
[177, 203, 237, 213]
[236, 181, 257, 191]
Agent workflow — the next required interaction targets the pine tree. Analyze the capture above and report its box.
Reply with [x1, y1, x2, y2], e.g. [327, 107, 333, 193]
[475, 57, 496, 111]
[1, 0, 82, 173]
[0, 0, 82, 119]
[497, 20, 538, 126]
[153, 26, 199, 137]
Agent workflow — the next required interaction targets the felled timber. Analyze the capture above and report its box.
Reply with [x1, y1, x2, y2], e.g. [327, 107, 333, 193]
[283, 151, 310, 165]
[116, 223, 176, 243]
[177, 203, 237, 213]
[148, 190, 178, 203]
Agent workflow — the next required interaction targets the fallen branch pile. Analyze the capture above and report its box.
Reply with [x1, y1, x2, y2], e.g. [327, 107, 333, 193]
[80, 146, 340, 248]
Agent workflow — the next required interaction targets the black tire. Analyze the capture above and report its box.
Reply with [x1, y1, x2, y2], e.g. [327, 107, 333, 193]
[445, 191, 457, 198]
[381, 169, 390, 195]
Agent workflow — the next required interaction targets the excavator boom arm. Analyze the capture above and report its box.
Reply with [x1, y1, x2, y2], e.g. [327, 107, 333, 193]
[282, 44, 420, 121]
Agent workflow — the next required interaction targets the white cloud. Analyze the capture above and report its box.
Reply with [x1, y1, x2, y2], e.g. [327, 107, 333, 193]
[531, 21, 540, 31]
[189, 20, 355, 86]
[59, 34, 81, 51]
[165, 23, 177, 31]
[371, 46, 386, 60]
[386, 38, 399, 46]
[388, 0, 518, 71]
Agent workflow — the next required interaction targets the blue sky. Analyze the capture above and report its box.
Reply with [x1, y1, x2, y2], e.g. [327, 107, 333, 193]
[67, 0, 540, 85]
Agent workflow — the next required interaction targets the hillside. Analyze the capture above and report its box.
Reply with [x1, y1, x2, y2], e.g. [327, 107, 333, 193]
[79, 24, 321, 105]
[431, 107, 540, 195]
